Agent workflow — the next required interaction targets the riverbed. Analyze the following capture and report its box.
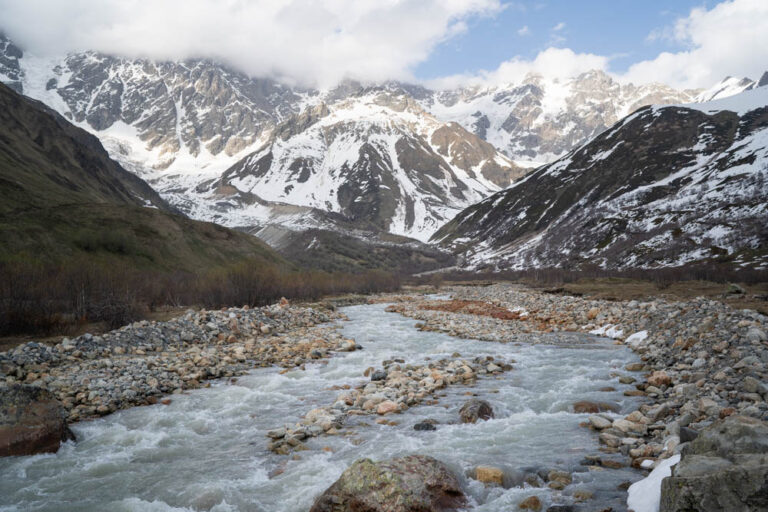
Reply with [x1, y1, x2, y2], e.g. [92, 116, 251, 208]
[0, 302, 645, 511]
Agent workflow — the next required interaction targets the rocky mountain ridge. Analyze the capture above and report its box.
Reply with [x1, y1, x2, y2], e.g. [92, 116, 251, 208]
[433, 85, 768, 271]
[2, 34, 762, 248]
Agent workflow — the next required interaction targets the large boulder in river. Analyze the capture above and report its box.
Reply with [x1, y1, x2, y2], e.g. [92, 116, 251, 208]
[0, 385, 75, 457]
[660, 415, 768, 512]
[459, 398, 494, 423]
[309, 454, 466, 512]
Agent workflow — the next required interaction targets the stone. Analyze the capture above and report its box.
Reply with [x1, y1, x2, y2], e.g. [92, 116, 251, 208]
[588, 415, 612, 430]
[648, 370, 672, 387]
[309, 455, 466, 512]
[679, 426, 699, 443]
[519, 496, 542, 511]
[414, 421, 437, 431]
[0, 385, 75, 457]
[376, 400, 398, 415]
[660, 416, 768, 512]
[459, 399, 494, 423]
[370, 369, 388, 382]
[572, 401, 619, 414]
[475, 466, 504, 485]
[547, 470, 571, 490]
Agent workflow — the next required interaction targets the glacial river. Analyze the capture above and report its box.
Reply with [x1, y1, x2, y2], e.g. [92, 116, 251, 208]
[0, 302, 644, 511]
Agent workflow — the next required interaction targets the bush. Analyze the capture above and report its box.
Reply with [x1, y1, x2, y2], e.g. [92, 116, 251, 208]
[0, 257, 401, 337]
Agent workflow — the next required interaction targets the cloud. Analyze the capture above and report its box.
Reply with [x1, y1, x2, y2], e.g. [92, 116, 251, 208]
[517, 25, 531, 36]
[0, 0, 502, 87]
[425, 47, 609, 89]
[433, 0, 766, 90]
[622, 0, 768, 88]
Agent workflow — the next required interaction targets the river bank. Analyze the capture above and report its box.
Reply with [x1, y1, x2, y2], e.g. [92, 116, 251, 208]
[384, 284, 768, 472]
[1, 284, 766, 511]
[0, 301, 348, 422]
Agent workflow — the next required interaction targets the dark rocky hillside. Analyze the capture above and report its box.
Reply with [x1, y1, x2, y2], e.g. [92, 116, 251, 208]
[0, 82, 283, 272]
[434, 86, 768, 271]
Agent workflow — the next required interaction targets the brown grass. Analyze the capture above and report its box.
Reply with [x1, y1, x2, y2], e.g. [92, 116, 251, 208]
[419, 299, 525, 320]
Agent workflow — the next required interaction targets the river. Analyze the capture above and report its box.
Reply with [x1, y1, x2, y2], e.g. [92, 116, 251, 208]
[0, 301, 644, 511]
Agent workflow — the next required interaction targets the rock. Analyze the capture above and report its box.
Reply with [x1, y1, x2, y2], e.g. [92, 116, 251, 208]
[572, 401, 619, 414]
[625, 362, 644, 371]
[519, 495, 542, 511]
[679, 426, 699, 443]
[459, 399, 494, 423]
[370, 369, 388, 382]
[547, 470, 572, 490]
[475, 465, 504, 485]
[648, 370, 672, 387]
[588, 415, 612, 430]
[660, 416, 768, 512]
[376, 400, 398, 415]
[0, 385, 75, 457]
[414, 421, 437, 431]
[309, 455, 466, 512]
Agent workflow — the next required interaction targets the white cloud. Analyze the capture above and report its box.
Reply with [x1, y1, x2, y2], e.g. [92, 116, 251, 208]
[0, 0, 502, 87]
[622, 0, 768, 88]
[432, 0, 766, 91]
[425, 47, 609, 89]
[0, 0, 762, 91]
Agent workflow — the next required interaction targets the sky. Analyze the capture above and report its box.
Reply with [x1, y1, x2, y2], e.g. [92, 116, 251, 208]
[0, 0, 766, 90]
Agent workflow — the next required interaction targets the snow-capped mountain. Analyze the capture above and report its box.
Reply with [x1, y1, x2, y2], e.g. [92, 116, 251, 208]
[433, 84, 768, 271]
[2, 33, 760, 245]
[417, 70, 701, 164]
[696, 72, 768, 102]
[181, 91, 522, 241]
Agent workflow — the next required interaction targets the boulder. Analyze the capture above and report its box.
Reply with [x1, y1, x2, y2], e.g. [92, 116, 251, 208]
[648, 370, 672, 387]
[474, 465, 504, 485]
[519, 495, 542, 510]
[0, 385, 75, 457]
[459, 399, 494, 424]
[660, 415, 768, 512]
[572, 401, 619, 414]
[309, 455, 466, 512]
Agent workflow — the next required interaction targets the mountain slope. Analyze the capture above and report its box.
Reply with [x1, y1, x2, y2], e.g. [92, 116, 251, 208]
[696, 72, 768, 102]
[434, 85, 768, 271]
[418, 70, 701, 164]
[183, 91, 523, 241]
[0, 82, 283, 272]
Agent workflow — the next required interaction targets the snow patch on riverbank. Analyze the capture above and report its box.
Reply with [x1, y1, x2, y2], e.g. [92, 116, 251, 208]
[626, 454, 680, 512]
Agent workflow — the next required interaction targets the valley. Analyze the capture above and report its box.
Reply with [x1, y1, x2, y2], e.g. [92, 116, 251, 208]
[1, 4, 767, 511]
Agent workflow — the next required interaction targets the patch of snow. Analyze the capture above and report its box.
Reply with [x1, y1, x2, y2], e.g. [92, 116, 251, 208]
[590, 324, 624, 339]
[626, 455, 680, 512]
[626, 330, 649, 348]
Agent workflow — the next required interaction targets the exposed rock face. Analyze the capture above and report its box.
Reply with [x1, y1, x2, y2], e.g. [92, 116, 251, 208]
[309, 455, 466, 512]
[434, 85, 768, 271]
[459, 398, 494, 423]
[204, 91, 522, 241]
[660, 416, 768, 512]
[1, 35, 714, 245]
[418, 70, 700, 162]
[0, 385, 75, 457]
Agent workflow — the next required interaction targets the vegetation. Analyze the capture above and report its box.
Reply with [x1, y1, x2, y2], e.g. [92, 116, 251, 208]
[0, 257, 400, 337]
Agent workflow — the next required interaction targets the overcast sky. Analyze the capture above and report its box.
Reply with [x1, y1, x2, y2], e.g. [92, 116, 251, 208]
[0, 0, 766, 89]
